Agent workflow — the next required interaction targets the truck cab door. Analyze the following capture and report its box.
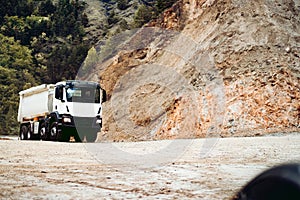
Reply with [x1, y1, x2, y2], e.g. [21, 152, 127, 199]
[54, 85, 66, 113]
[55, 85, 64, 101]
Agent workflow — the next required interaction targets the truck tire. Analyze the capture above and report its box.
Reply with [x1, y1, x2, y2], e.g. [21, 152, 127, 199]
[26, 124, 33, 140]
[39, 122, 48, 141]
[50, 122, 59, 141]
[57, 130, 69, 142]
[74, 133, 82, 142]
[20, 125, 28, 140]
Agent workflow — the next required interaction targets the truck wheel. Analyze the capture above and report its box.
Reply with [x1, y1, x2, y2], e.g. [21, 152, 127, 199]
[20, 125, 28, 140]
[74, 133, 82, 142]
[39, 122, 48, 140]
[50, 122, 59, 141]
[57, 130, 69, 142]
[26, 124, 32, 140]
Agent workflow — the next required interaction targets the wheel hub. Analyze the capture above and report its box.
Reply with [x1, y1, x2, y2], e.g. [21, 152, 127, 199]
[40, 127, 46, 136]
[27, 131, 31, 139]
[51, 127, 57, 136]
[21, 132, 24, 140]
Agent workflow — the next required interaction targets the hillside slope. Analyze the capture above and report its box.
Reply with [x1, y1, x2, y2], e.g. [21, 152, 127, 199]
[88, 0, 300, 141]
[83, 0, 169, 45]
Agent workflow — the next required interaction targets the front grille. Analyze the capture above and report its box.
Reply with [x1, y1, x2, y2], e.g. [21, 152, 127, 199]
[73, 117, 96, 128]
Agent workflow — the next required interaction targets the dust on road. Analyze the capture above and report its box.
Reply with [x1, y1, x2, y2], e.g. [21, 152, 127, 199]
[0, 133, 300, 199]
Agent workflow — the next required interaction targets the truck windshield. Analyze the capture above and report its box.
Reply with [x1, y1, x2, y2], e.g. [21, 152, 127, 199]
[66, 87, 100, 103]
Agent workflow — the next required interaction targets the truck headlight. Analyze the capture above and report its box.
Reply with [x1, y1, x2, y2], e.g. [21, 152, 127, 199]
[63, 117, 72, 123]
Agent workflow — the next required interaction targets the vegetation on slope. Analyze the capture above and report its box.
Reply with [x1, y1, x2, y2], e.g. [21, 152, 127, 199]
[0, 0, 178, 135]
[0, 0, 91, 134]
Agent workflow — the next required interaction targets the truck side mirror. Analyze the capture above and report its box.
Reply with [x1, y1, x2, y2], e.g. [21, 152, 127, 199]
[102, 90, 107, 103]
[55, 85, 64, 101]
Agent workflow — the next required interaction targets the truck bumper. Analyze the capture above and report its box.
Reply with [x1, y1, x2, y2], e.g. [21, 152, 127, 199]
[61, 116, 101, 128]
[60, 116, 101, 142]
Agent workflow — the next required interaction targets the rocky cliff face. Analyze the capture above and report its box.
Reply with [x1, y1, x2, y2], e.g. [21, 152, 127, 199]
[88, 0, 300, 141]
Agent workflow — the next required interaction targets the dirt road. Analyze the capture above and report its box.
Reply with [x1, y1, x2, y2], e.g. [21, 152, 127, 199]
[1, 133, 300, 199]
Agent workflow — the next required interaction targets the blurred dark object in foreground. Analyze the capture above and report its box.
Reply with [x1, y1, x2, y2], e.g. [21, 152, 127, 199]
[233, 163, 300, 200]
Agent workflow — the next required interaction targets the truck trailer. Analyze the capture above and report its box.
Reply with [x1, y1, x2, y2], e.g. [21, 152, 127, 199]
[17, 80, 106, 142]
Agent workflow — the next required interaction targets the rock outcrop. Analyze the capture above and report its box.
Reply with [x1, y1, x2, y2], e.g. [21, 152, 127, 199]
[86, 0, 300, 141]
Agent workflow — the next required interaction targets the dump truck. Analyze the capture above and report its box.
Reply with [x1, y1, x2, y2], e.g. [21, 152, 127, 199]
[17, 80, 106, 142]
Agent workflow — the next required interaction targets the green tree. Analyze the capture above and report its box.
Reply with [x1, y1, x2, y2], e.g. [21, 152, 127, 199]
[0, 16, 30, 45]
[0, 0, 91, 135]
[133, 4, 154, 28]
[0, 66, 19, 134]
[46, 39, 90, 83]
[0, 0, 33, 23]
[119, 19, 129, 31]
[1, 15, 51, 46]
[0, 34, 37, 134]
[117, 0, 129, 10]
[108, 10, 120, 25]
[51, 0, 86, 38]
[37, 0, 56, 16]
[0, 34, 34, 71]
[155, 0, 177, 13]
[80, 46, 99, 75]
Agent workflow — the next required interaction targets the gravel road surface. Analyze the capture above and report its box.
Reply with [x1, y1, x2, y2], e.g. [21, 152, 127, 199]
[1, 133, 300, 199]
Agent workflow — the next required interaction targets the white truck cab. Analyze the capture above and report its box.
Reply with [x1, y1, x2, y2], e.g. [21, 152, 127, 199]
[18, 80, 106, 142]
